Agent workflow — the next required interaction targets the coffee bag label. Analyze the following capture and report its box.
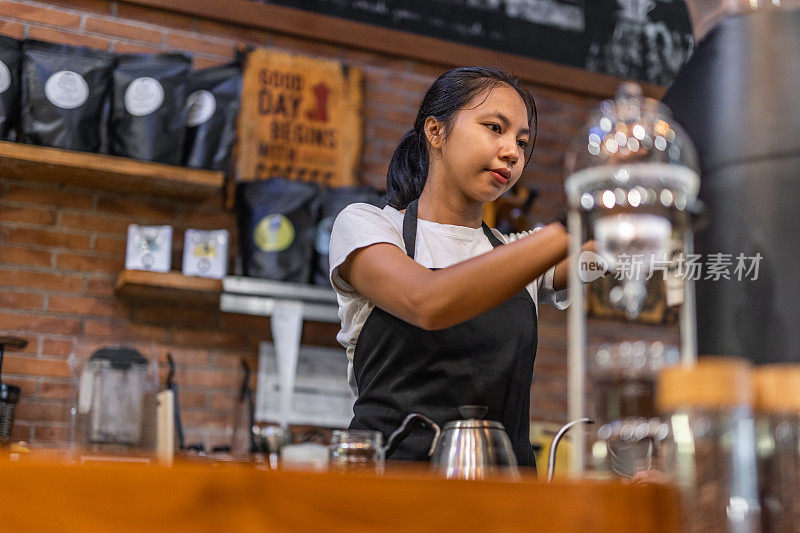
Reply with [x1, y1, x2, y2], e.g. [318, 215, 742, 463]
[254, 214, 295, 252]
[45, 70, 89, 109]
[0, 60, 11, 94]
[186, 89, 216, 127]
[124, 76, 164, 116]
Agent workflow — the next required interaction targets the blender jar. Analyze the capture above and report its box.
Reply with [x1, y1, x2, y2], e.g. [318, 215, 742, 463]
[564, 81, 700, 476]
[77, 347, 155, 449]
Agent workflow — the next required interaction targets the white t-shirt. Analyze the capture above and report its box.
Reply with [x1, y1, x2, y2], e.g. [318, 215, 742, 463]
[329, 203, 569, 395]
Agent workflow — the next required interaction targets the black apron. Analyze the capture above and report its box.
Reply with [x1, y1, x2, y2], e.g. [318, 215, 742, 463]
[348, 199, 539, 468]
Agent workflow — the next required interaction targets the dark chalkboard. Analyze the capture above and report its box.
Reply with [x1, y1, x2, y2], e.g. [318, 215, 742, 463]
[257, 0, 694, 85]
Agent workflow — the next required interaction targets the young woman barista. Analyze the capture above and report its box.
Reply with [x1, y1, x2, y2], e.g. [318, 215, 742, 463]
[329, 67, 571, 469]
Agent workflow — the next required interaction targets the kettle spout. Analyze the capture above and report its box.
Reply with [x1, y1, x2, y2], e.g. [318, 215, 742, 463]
[547, 418, 593, 483]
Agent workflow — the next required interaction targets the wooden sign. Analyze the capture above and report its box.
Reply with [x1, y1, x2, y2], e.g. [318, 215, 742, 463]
[235, 48, 363, 187]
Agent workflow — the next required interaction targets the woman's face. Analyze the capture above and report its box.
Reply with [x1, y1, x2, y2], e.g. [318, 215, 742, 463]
[434, 84, 531, 204]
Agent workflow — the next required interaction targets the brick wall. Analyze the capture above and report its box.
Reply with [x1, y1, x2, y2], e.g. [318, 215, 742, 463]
[0, 0, 607, 447]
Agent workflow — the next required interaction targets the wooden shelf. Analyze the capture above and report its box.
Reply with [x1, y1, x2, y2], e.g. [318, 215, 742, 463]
[115, 270, 222, 304]
[0, 141, 224, 201]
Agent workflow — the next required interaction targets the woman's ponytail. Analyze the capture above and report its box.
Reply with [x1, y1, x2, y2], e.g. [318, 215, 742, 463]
[385, 128, 428, 210]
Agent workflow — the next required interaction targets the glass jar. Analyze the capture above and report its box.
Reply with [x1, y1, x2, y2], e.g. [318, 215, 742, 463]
[329, 429, 385, 474]
[658, 358, 761, 533]
[754, 365, 800, 533]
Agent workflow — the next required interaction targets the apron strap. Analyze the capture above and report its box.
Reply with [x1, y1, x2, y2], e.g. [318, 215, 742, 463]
[481, 222, 504, 248]
[402, 198, 503, 259]
[403, 199, 419, 258]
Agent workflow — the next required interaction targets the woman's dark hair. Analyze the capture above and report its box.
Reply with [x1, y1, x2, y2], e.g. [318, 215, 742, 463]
[385, 66, 537, 209]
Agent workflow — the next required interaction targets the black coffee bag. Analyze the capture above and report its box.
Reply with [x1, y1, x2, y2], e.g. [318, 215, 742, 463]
[237, 178, 320, 283]
[312, 186, 384, 286]
[111, 53, 191, 165]
[21, 40, 114, 151]
[182, 62, 241, 171]
[0, 35, 22, 141]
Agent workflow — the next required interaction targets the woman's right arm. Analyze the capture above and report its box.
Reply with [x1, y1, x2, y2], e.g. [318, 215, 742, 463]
[337, 222, 568, 330]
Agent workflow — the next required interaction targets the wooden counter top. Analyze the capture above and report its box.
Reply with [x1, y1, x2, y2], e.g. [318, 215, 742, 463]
[0, 457, 679, 532]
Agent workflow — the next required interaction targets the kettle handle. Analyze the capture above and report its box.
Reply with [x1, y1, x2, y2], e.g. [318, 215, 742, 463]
[384, 413, 442, 458]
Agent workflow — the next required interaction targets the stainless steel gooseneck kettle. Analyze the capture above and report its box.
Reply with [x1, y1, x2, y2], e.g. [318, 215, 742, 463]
[383, 405, 519, 480]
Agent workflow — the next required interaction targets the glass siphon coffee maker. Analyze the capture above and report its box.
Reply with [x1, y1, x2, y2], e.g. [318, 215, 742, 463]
[563, 82, 701, 478]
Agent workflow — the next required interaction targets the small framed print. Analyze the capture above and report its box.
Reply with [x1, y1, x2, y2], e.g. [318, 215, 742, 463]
[126, 225, 172, 273]
[182, 229, 229, 279]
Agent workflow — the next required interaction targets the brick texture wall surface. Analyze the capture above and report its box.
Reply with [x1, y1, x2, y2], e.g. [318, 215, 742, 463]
[0, 0, 641, 448]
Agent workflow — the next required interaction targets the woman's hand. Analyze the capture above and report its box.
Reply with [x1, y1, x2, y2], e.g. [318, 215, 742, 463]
[552, 239, 596, 291]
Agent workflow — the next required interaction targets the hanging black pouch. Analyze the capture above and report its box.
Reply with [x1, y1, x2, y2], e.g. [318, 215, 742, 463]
[111, 53, 191, 165]
[21, 39, 114, 151]
[0, 35, 22, 141]
[312, 186, 384, 286]
[182, 62, 241, 171]
[237, 178, 320, 283]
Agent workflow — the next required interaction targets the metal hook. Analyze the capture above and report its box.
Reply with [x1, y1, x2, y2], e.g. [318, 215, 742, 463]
[239, 359, 251, 402]
[165, 353, 185, 450]
[166, 352, 176, 389]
